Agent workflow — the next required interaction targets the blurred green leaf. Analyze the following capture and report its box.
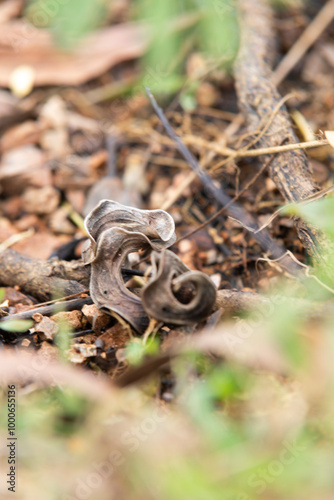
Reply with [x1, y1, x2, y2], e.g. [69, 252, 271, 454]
[53, 305, 72, 361]
[285, 197, 334, 242]
[27, 0, 108, 48]
[197, 0, 239, 61]
[138, 0, 184, 94]
[268, 299, 308, 368]
[208, 365, 248, 400]
[51, 388, 90, 436]
[180, 91, 197, 111]
[137, 0, 239, 94]
[0, 319, 33, 332]
[27, 0, 240, 96]
[125, 337, 160, 366]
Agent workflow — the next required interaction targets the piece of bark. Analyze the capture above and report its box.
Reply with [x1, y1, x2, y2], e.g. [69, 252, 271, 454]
[0, 247, 147, 305]
[0, 248, 90, 301]
[214, 289, 264, 313]
[234, 0, 332, 263]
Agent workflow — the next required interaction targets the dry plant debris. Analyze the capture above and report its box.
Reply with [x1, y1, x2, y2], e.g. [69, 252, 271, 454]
[142, 249, 216, 325]
[235, 0, 334, 267]
[1, 0, 334, 498]
[0, 20, 148, 87]
[82, 199, 216, 332]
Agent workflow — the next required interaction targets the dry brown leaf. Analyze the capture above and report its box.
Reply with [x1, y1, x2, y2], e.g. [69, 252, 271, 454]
[12, 231, 70, 259]
[0, 217, 17, 242]
[0, 144, 45, 179]
[0, 120, 45, 152]
[0, 145, 50, 195]
[0, 20, 148, 87]
[22, 186, 61, 215]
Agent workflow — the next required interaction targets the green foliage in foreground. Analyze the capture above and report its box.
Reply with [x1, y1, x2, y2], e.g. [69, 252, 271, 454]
[26, 0, 240, 97]
[1, 197, 334, 499]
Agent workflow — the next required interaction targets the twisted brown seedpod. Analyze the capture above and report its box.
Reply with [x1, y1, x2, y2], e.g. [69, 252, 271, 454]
[82, 200, 176, 264]
[82, 200, 176, 333]
[142, 249, 217, 325]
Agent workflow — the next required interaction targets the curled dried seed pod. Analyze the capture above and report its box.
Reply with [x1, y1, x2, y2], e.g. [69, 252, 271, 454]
[89, 227, 152, 333]
[142, 250, 217, 325]
[82, 199, 176, 265]
[82, 200, 176, 333]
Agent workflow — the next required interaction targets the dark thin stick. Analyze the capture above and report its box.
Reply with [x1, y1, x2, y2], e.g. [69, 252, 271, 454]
[0, 297, 93, 324]
[123, 268, 146, 278]
[106, 135, 119, 178]
[177, 154, 275, 243]
[145, 87, 300, 275]
[22, 291, 90, 310]
[71, 329, 95, 338]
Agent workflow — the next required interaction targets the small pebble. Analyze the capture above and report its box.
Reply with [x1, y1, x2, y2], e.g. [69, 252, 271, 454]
[95, 338, 105, 351]
[162, 392, 174, 403]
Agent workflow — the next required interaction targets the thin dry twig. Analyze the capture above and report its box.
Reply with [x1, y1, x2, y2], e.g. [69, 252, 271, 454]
[273, 0, 334, 85]
[184, 135, 329, 159]
[0, 297, 93, 324]
[176, 154, 276, 243]
[234, 0, 334, 265]
[237, 185, 334, 235]
[146, 87, 300, 274]
[202, 0, 334, 154]
[23, 291, 90, 310]
[161, 171, 197, 211]
[232, 93, 295, 151]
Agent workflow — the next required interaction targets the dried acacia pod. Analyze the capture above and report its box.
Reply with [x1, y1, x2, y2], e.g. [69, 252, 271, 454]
[88, 228, 152, 333]
[82, 200, 176, 333]
[82, 199, 176, 265]
[142, 250, 217, 325]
